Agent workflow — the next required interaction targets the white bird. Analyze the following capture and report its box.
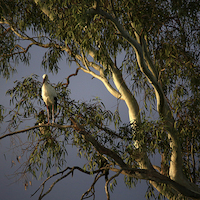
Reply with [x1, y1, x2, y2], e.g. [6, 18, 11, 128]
[41, 74, 57, 123]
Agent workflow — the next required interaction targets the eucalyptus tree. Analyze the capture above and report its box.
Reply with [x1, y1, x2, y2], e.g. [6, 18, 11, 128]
[0, 0, 200, 199]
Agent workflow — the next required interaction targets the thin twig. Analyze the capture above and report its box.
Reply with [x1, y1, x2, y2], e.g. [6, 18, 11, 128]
[81, 50, 90, 71]
[32, 166, 104, 199]
[105, 169, 122, 200]
[81, 173, 104, 200]
[63, 67, 81, 87]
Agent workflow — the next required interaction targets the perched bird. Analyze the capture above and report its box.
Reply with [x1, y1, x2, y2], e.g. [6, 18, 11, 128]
[41, 74, 57, 123]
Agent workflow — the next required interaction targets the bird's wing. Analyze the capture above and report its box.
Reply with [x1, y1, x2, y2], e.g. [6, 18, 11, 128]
[42, 83, 57, 105]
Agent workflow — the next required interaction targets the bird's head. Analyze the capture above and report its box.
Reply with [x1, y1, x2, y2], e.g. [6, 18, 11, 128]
[43, 74, 48, 83]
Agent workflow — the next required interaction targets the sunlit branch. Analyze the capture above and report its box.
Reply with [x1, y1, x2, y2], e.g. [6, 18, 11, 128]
[90, 6, 194, 191]
[87, 48, 124, 100]
[72, 49, 124, 100]
[127, 14, 158, 80]
[81, 50, 91, 72]
[89, 6, 165, 117]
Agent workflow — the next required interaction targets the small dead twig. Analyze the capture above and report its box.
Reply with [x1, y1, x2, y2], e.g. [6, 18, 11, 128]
[63, 67, 81, 87]
[105, 169, 122, 200]
[32, 166, 106, 199]
[81, 173, 105, 200]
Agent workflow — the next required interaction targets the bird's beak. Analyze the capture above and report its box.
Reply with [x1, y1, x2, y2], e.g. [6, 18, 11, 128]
[43, 76, 46, 84]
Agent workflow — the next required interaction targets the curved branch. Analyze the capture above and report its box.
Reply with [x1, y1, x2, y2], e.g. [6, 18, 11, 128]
[63, 67, 81, 87]
[94, 8, 165, 114]
[88, 47, 140, 123]
[105, 169, 122, 200]
[128, 17, 158, 80]
[32, 165, 106, 199]
[81, 50, 124, 100]
[80, 64, 123, 100]
[37, 167, 82, 199]
[81, 173, 104, 200]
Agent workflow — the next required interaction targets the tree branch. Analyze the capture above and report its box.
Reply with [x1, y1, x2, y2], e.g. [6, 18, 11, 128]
[110, 168, 200, 199]
[34, 0, 124, 101]
[93, 7, 165, 114]
[92, 6, 193, 190]
[0, 43, 34, 62]
[32, 165, 107, 199]
[88, 46, 140, 122]
[127, 15, 158, 80]
[69, 116, 127, 169]
[0, 124, 73, 140]
[70, 114, 194, 198]
[63, 67, 81, 87]
[80, 49, 124, 100]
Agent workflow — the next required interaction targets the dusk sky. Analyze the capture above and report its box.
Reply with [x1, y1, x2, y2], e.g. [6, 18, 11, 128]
[0, 46, 158, 200]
